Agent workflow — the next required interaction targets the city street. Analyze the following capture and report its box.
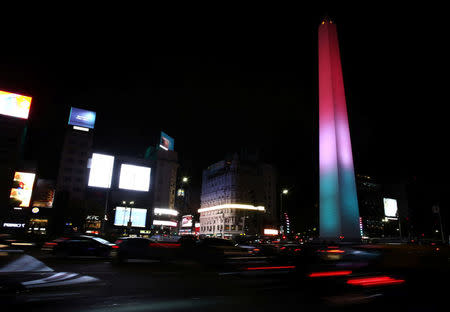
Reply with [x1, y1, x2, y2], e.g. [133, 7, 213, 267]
[3, 246, 447, 312]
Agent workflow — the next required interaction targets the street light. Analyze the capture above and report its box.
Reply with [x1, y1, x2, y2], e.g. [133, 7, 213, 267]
[182, 177, 189, 183]
[280, 188, 290, 235]
[122, 201, 135, 235]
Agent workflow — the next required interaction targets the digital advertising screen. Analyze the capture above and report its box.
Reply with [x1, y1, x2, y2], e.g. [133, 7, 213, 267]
[119, 164, 151, 191]
[181, 215, 193, 228]
[9, 172, 36, 207]
[0, 90, 32, 119]
[32, 179, 55, 208]
[383, 198, 398, 217]
[114, 207, 147, 228]
[159, 131, 175, 151]
[88, 153, 114, 188]
[264, 229, 279, 235]
[68, 107, 96, 129]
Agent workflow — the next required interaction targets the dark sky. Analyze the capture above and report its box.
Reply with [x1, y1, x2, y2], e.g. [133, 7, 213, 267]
[1, 5, 447, 230]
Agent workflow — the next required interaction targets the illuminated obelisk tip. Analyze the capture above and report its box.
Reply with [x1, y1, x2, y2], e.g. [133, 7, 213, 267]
[318, 18, 361, 242]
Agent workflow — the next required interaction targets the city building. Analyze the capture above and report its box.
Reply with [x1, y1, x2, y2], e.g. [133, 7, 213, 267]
[0, 91, 31, 224]
[356, 174, 410, 239]
[145, 144, 179, 235]
[55, 124, 94, 201]
[199, 153, 277, 238]
[0, 90, 33, 232]
[55, 107, 98, 203]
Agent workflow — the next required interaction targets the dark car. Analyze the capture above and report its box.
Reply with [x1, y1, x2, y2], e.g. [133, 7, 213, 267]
[41, 235, 115, 258]
[191, 237, 250, 268]
[111, 237, 181, 264]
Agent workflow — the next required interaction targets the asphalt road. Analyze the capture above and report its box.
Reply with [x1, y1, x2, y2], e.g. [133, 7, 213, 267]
[5, 252, 446, 312]
[3, 243, 449, 312]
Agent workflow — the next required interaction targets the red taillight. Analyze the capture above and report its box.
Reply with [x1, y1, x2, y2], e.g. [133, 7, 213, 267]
[253, 248, 260, 252]
[294, 248, 301, 252]
[347, 276, 405, 287]
[309, 270, 352, 278]
[44, 242, 58, 246]
[112, 245, 119, 249]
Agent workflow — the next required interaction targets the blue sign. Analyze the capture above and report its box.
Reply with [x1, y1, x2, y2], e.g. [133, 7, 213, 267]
[68, 107, 96, 129]
[159, 131, 175, 151]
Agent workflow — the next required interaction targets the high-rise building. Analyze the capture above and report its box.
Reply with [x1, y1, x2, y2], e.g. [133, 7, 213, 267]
[199, 153, 277, 238]
[356, 174, 410, 239]
[144, 140, 179, 235]
[0, 90, 32, 223]
[318, 18, 360, 241]
[56, 127, 93, 200]
[56, 107, 96, 201]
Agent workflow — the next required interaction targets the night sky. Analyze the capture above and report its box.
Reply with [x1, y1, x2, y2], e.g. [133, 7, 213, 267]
[1, 5, 447, 231]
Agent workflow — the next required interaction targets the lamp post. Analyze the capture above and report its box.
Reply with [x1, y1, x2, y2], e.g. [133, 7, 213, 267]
[123, 201, 135, 235]
[101, 188, 110, 235]
[280, 189, 289, 234]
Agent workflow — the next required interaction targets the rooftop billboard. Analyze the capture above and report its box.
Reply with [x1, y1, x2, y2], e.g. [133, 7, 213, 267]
[9, 172, 36, 207]
[159, 131, 174, 151]
[0, 90, 32, 119]
[68, 107, 96, 129]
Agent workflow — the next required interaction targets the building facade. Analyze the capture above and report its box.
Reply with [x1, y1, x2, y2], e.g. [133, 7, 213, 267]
[356, 174, 410, 239]
[0, 114, 28, 223]
[56, 126, 93, 201]
[199, 153, 277, 238]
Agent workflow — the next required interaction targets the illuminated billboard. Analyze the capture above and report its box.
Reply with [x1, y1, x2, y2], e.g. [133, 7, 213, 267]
[264, 229, 279, 235]
[114, 207, 147, 228]
[32, 179, 55, 208]
[9, 172, 36, 207]
[159, 131, 175, 151]
[383, 198, 398, 217]
[181, 215, 193, 227]
[0, 90, 32, 119]
[153, 220, 177, 227]
[119, 164, 151, 192]
[88, 153, 114, 188]
[68, 107, 96, 129]
[154, 208, 179, 216]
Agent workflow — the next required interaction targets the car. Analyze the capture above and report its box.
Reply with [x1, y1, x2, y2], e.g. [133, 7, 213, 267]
[190, 237, 251, 268]
[111, 237, 181, 264]
[41, 235, 115, 258]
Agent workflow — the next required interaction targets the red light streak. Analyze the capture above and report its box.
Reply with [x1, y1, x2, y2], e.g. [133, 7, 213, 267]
[149, 243, 181, 248]
[111, 245, 119, 249]
[347, 276, 405, 287]
[309, 270, 352, 277]
[245, 266, 296, 271]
